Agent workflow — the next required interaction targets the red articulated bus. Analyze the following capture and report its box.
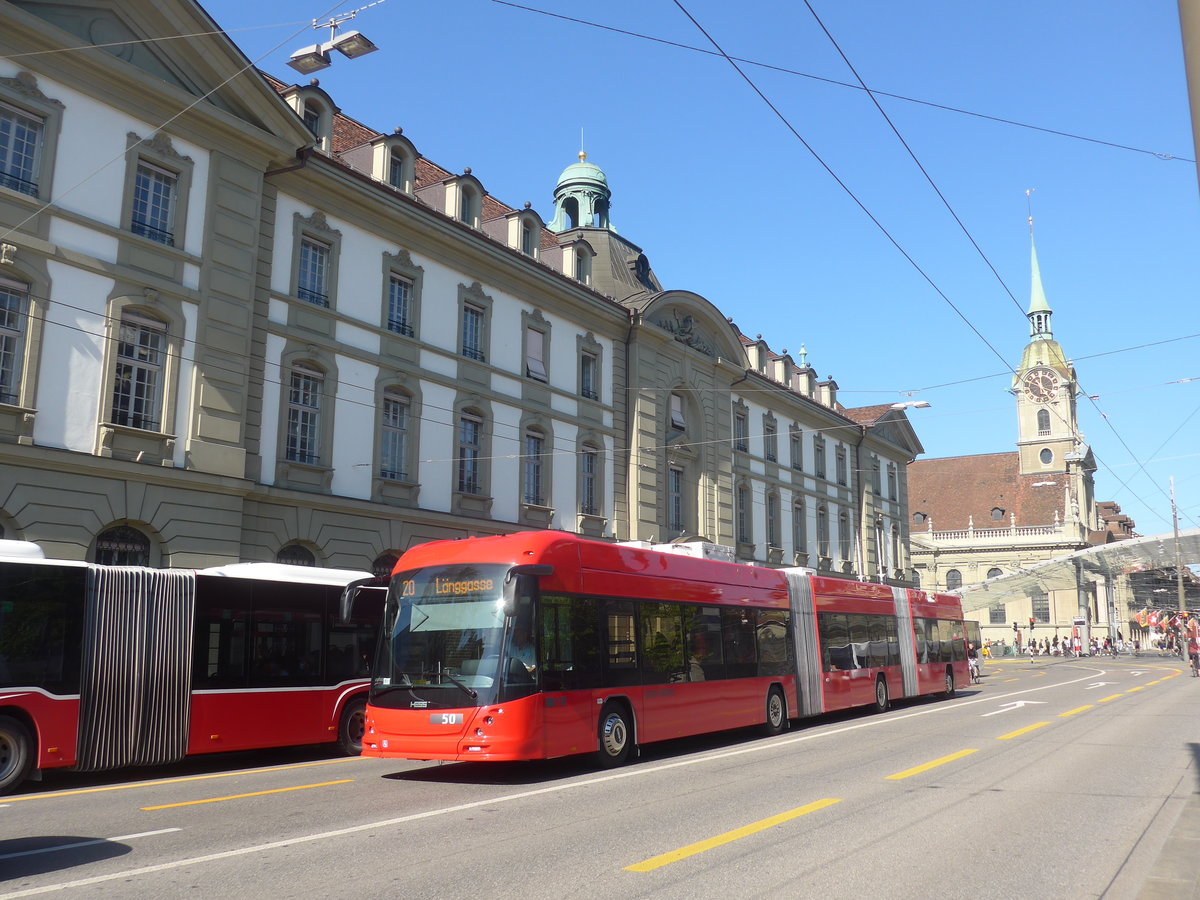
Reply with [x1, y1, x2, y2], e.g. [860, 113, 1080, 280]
[0, 541, 381, 794]
[349, 531, 967, 767]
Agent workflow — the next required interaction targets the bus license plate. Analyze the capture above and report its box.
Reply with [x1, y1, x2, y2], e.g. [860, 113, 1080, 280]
[430, 713, 463, 725]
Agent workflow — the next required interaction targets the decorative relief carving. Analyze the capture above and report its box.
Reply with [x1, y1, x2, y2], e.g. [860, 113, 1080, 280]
[653, 308, 714, 356]
[0, 72, 64, 109]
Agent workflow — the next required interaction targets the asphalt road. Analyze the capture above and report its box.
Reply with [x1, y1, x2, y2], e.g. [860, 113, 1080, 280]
[3, 655, 1197, 899]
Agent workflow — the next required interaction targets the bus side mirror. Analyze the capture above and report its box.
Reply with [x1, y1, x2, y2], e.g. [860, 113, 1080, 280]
[339, 577, 384, 623]
[502, 564, 554, 617]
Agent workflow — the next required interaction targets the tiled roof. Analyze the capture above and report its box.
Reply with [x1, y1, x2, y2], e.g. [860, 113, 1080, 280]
[841, 404, 895, 426]
[907, 452, 1066, 530]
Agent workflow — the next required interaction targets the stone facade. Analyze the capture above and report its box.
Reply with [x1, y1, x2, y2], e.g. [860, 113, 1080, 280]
[0, 0, 921, 579]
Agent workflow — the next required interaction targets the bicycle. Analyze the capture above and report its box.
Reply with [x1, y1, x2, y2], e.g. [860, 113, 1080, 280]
[969, 657, 981, 684]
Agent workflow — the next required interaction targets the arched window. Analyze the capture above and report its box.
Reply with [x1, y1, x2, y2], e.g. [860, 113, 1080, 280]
[94, 525, 150, 566]
[945, 569, 963, 590]
[276, 544, 315, 566]
[372, 552, 400, 580]
[1036, 408, 1050, 436]
[987, 567, 1003, 579]
[991, 507, 1004, 521]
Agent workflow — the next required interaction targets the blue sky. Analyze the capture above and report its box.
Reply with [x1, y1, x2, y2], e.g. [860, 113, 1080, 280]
[200, 0, 1200, 538]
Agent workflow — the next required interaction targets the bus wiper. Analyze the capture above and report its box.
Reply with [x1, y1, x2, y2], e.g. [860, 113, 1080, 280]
[441, 669, 478, 700]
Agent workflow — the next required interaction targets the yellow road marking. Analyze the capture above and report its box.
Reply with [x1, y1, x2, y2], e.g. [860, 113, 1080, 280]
[885, 749, 978, 781]
[4, 757, 363, 803]
[624, 799, 841, 872]
[997, 722, 1049, 740]
[1125, 686, 1146, 693]
[1059, 705, 1093, 717]
[140, 780, 352, 810]
[1098, 694, 1123, 703]
[1002, 678, 1019, 683]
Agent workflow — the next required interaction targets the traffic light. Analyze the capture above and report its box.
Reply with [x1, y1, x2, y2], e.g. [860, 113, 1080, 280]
[1013, 622, 1018, 633]
[1029, 616, 1035, 631]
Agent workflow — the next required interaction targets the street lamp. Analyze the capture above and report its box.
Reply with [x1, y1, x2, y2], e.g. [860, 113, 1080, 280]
[288, 6, 381, 74]
[890, 400, 930, 410]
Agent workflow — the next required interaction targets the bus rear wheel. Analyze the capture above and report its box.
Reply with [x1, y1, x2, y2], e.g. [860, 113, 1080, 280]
[338, 697, 367, 756]
[0, 715, 33, 795]
[944, 667, 956, 698]
[874, 676, 889, 712]
[596, 702, 632, 768]
[763, 686, 787, 735]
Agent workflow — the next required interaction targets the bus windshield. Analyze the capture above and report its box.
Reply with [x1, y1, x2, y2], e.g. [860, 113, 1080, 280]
[373, 563, 531, 708]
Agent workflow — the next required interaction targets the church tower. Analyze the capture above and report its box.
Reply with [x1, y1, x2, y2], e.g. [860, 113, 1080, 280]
[1013, 219, 1083, 477]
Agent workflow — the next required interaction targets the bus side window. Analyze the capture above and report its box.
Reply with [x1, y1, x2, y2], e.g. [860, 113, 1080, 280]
[641, 601, 684, 684]
[194, 579, 250, 687]
[721, 607, 757, 678]
[601, 600, 640, 688]
[755, 610, 790, 677]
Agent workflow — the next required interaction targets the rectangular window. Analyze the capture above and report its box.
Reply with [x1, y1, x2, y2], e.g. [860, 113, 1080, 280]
[767, 494, 779, 547]
[525, 328, 547, 382]
[792, 502, 806, 556]
[814, 436, 826, 479]
[462, 304, 485, 361]
[523, 431, 544, 505]
[0, 102, 43, 196]
[379, 393, 408, 480]
[839, 512, 852, 561]
[388, 151, 405, 190]
[790, 429, 802, 470]
[764, 421, 777, 462]
[580, 351, 598, 400]
[286, 367, 322, 465]
[131, 161, 177, 246]
[872, 459, 882, 495]
[988, 603, 1007, 626]
[0, 278, 27, 405]
[1032, 592, 1050, 624]
[887, 463, 898, 501]
[111, 314, 165, 431]
[386, 275, 413, 336]
[521, 222, 535, 256]
[668, 466, 684, 535]
[457, 413, 482, 494]
[733, 412, 748, 452]
[669, 393, 685, 430]
[297, 238, 330, 306]
[836, 446, 847, 485]
[736, 485, 750, 543]
[580, 449, 598, 515]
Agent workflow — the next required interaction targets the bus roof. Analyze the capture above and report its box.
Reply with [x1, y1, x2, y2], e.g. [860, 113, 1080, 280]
[198, 563, 374, 586]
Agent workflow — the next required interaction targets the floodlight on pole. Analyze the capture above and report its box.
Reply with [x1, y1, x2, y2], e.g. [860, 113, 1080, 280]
[287, 2, 384, 74]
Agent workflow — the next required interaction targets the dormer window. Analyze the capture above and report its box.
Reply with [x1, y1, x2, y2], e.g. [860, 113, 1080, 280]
[575, 248, 591, 285]
[991, 507, 1004, 521]
[458, 184, 481, 228]
[388, 147, 407, 190]
[521, 220, 535, 256]
[302, 101, 321, 136]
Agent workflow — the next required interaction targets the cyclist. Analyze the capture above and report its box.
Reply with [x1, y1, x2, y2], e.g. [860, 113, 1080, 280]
[1187, 624, 1200, 677]
[968, 642, 981, 684]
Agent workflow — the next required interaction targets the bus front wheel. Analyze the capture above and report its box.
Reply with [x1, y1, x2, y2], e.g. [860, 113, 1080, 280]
[596, 702, 632, 768]
[338, 697, 367, 756]
[763, 686, 787, 735]
[0, 715, 33, 795]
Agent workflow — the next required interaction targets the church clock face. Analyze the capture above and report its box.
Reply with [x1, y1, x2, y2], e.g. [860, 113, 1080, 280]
[1022, 367, 1059, 403]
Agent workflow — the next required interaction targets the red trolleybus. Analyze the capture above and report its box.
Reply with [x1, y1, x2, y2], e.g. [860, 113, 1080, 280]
[0, 542, 380, 794]
[351, 531, 967, 767]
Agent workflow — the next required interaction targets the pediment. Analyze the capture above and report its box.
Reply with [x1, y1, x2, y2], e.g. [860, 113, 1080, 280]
[638, 291, 745, 361]
[13, 0, 311, 144]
